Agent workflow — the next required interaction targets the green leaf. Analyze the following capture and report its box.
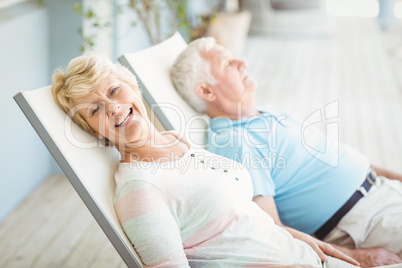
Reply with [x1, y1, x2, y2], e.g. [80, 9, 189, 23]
[73, 3, 83, 15]
[86, 9, 94, 19]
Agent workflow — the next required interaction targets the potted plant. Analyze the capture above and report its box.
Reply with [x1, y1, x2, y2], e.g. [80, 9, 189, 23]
[66, 0, 252, 56]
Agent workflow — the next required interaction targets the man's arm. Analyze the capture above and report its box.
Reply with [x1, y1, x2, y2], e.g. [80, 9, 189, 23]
[371, 165, 402, 182]
[252, 195, 402, 267]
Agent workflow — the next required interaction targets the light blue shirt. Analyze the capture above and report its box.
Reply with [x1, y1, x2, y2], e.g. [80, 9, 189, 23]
[206, 106, 369, 234]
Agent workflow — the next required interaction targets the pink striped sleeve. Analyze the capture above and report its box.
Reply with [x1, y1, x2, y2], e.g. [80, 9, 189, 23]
[115, 180, 190, 268]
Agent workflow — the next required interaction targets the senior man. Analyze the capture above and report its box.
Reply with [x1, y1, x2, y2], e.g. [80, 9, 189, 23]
[170, 37, 402, 267]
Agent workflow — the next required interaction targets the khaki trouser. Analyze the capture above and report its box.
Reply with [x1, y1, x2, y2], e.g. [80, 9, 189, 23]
[323, 177, 402, 258]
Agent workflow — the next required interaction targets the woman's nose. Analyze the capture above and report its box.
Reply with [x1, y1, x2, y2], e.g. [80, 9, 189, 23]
[107, 102, 120, 115]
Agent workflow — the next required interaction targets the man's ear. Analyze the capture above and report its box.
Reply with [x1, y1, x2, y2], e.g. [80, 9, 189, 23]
[195, 83, 216, 102]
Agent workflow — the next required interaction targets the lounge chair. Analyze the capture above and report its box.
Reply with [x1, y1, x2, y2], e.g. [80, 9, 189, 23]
[14, 87, 143, 268]
[119, 32, 207, 148]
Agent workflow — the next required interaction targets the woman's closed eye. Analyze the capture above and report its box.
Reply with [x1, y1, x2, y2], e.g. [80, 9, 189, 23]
[109, 87, 119, 96]
[92, 106, 99, 116]
[91, 103, 101, 116]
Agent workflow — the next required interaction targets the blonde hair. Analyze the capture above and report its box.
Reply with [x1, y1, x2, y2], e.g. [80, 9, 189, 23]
[170, 37, 217, 113]
[52, 52, 140, 143]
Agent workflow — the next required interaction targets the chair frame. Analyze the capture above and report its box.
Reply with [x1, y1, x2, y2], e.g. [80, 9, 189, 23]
[14, 88, 142, 268]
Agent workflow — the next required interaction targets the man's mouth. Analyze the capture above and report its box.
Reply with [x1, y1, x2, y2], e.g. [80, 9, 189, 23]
[115, 107, 133, 127]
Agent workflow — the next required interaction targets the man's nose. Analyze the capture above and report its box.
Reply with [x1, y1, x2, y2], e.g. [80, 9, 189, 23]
[237, 60, 247, 71]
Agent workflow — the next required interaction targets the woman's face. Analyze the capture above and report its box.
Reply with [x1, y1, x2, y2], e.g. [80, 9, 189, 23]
[72, 74, 149, 147]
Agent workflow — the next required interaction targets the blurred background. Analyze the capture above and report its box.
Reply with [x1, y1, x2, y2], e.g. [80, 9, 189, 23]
[1, 0, 402, 267]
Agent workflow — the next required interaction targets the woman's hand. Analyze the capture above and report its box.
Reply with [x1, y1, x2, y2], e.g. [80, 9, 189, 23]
[284, 227, 360, 266]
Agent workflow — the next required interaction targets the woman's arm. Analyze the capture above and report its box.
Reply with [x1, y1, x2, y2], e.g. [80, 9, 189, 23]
[114, 181, 189, 268]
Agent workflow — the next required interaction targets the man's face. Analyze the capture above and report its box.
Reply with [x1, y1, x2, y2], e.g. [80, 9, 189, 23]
[201, 45, 257, 112]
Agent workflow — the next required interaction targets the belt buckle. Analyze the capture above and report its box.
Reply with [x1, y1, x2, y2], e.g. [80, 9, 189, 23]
[366, 170, 377, 185]
[367, 173, 375, 185]
[359, 186, 368, 196]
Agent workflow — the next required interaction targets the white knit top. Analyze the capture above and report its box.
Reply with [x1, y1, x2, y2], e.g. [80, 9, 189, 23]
[114, 147, 322, 268]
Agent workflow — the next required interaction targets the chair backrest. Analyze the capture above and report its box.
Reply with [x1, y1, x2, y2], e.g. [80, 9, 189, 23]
[14, 87, 143, 268]
[118, 32, 208, 148]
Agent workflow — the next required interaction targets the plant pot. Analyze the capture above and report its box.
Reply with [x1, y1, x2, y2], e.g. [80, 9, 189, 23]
[205, 11, 252, 57]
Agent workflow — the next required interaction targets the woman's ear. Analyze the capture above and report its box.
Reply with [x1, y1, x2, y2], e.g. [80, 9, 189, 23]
[195, 83, 216, 102]
[90, 128, 104, 140]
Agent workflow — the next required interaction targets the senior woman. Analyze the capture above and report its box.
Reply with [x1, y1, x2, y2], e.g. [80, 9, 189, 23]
[51, 52, 358, 268]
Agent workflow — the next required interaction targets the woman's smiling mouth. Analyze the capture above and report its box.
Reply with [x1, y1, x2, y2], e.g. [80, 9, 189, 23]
[115, 107, 133, 127]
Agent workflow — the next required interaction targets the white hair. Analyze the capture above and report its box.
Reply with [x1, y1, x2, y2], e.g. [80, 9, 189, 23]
[170, 37, 217, 113]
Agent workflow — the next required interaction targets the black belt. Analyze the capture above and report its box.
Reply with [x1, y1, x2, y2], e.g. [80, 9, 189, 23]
[314, 171, 377, 240]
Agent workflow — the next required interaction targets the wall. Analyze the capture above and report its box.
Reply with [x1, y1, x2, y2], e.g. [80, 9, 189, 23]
[0, 2, 51, 221]
[113, 0, 151, 59]
[0, 1, 82, 222]
[46, 0, 82, 75]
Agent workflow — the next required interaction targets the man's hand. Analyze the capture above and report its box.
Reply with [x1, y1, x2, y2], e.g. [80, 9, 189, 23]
[333, 246, 402, 268]
[253, 195, 360, 265]
[284, 227, 360, 266]
[269, 264, 313, 268]
[371, 165, 402, 182]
